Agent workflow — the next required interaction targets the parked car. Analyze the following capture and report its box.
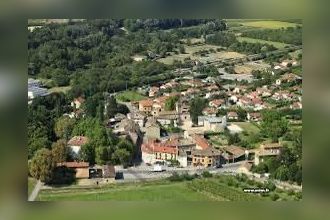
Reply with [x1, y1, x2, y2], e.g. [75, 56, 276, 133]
[153, 164, 165, 172]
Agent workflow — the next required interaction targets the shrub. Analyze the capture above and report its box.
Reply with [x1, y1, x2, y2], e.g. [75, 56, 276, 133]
[270, 193, 280, 201]
[287, 190, 295, 196]
[202, 171, 213, 178]
[168, 172, 197, 182]
[168, 172, 182, 182]
[265, 181, 276, 191]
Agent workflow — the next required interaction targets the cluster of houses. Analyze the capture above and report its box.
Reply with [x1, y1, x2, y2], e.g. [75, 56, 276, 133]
[47, 55, 301, 180]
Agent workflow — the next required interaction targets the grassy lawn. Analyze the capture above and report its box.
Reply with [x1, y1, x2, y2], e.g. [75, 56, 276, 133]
[237, 37, 290, 49]
[28, 178, 37, 197]
[209, 134, 228, 147]
[232, 122, 260, 134]
[240, 20, 301, 29]
[37, 181, 217, 201]
[116, 90, 146, 102]
[48, 86, 71, 94]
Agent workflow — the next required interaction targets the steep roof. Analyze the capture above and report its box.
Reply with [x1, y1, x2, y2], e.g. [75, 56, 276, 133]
[142, 139, 178, 155]
[227, 111, 238, 117]
[139, 99, 153, 107]
[223, 145, 246, 158]
[191, 147, 221, 157]
[193, 135, 210, 150]
[67, 136, 89, 146]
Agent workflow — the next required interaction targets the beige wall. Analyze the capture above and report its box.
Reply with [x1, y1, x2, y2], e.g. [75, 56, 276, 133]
[146, 126, 160, 139]
[192, 155, 219, 167]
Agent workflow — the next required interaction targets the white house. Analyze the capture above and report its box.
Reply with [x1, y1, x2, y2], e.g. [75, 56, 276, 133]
[198, 116, 227, 131]
[67, 136, 89, 159]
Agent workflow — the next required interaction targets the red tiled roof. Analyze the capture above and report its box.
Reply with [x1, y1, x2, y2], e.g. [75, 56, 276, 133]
[57, 162, 89, 168]
[227, 111, 238, 117]
[203, 107, 217, 115]
[139, 99, 153, 107]
[153, 96, 169, 104]
[210, 99, 224, 107]
[67, 136, 89, 146]
[251, 98, 263, 105]
[249, 112, 261, 118]
[142, 139, 178, 154]
[193, 135, 210, 150]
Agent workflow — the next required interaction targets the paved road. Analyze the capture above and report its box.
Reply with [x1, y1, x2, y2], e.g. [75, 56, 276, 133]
[116, 162, 242, 182]
[28, 180, 42, 201]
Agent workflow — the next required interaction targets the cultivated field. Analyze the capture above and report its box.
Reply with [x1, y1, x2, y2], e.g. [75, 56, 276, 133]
[37, 181, 217, 201]
[237, 37, 290, 49]
[234, 61, 271, 74]
[239, 20, 301, 29]
[158, 44, 245, 65]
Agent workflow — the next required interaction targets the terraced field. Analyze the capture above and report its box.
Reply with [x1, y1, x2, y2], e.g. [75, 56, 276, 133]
[237, 37, 290, 49]
[239, 20, 301, 29]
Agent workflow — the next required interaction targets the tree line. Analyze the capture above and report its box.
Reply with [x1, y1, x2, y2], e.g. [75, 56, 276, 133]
[241, 26, 302, 45]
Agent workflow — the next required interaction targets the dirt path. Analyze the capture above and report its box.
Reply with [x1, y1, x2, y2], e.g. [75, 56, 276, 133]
[28, 180, 42, 201]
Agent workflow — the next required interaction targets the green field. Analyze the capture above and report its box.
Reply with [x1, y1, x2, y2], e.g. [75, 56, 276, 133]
[37, 175, 300, 201]
[237, 37, 290, 49]
[48, 86, 72, 94]
[37, 181, 217, 201]
[240, 20, 300, 29]
[233, 122, 260, 134]
[28, 178, 37, 196]
[116, 90, 146, 102]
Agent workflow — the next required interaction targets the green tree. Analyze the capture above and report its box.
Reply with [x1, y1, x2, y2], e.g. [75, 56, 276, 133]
[52, 69, 70, 87]
[51, 139, 69, 164]
[189, 97, 207, 124]
[112, 148, 131, 166]
[95, 145, 112, 165]
[54, 116, 75, 140]
[237, 107, 247, 121]
[29, 149, 54, 183]
[28, 125, 51, 159]
[274, 166, 290, 181]
[79, 143, 95, 164]
[179, 44, 185, 54]
[106, 96, 119, 118]
[252, 162, 268, 174]
[165, 96, 179, 111]
[260, 110, 288, 142]
[227, 133, 241, 145]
